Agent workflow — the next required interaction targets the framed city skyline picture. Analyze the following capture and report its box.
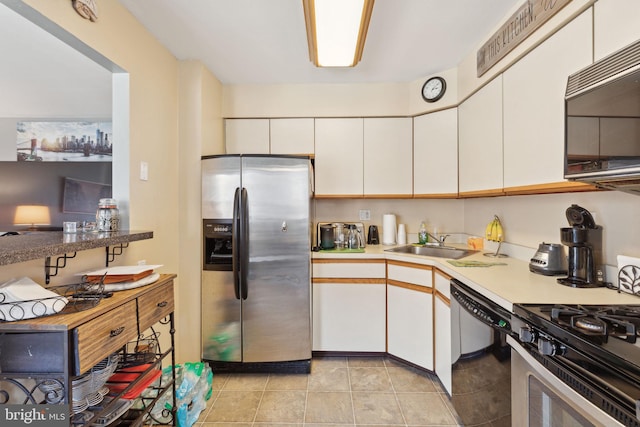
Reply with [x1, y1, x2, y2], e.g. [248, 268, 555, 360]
[16, 121, 113, 162]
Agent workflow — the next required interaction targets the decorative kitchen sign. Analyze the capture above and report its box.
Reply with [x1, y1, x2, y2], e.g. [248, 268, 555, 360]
[72, 0, 98, 22]
[476, 0, 571, 77]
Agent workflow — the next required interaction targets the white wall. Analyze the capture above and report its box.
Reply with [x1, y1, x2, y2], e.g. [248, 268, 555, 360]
[178, 61, 224, 361]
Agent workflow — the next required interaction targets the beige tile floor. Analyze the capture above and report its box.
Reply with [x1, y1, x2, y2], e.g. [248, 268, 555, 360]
[195, 356, 461, 427]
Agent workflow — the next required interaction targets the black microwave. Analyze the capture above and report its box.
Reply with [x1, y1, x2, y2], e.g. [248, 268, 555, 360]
[564, 38, 640, 194]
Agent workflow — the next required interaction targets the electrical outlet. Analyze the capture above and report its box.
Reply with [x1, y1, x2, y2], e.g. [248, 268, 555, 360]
[359, 209, 371, 221]
[138, 260, 146, 265]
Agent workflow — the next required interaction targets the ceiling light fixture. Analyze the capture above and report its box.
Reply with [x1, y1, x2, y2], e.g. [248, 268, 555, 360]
[303, 0, 374, 67]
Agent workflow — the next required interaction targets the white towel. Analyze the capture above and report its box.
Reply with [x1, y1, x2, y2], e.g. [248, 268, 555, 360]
[0, 277, 68, 321]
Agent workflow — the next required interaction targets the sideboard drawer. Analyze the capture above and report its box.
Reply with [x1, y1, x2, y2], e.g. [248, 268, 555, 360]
[74, 300, 138, 375]
[137, 280, 174, 332]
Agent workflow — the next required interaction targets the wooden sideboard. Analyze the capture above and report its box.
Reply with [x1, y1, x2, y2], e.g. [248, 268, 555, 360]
[0, 274, 177, 426]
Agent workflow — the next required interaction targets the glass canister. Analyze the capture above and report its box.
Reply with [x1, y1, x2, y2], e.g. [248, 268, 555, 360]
[96, 198, 120, 232]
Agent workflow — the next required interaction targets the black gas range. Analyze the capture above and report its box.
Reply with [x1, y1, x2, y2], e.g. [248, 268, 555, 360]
[512, 303, 640, 427]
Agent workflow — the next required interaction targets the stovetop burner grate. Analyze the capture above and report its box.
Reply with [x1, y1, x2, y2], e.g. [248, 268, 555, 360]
[546, 305, 640, 344]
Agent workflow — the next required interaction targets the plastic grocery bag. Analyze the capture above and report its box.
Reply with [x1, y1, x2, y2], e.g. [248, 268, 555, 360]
[146, 362, 213, 426]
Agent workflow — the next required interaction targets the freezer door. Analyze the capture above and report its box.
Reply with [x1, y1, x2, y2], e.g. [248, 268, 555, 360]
[241, 156, 312, 362]
[201, 155, 242, 363]
[202, 155, 240, 219]
[201, 270, 241, 362]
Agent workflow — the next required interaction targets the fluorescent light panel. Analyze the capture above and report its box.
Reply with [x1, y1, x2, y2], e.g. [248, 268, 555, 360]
[304, 0, 374, 67]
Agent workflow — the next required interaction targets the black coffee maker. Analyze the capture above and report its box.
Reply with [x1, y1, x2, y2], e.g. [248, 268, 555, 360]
[557, 204, 605, 288]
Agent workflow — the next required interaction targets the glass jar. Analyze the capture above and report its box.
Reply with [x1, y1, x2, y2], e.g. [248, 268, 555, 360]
[347, 224, 359, 249]
[96, 198, 119, 232]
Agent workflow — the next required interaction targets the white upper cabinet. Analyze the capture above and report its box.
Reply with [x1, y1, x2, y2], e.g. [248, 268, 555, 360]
[413, 109, 458, 196]
[314, 118, 364, 197]
[502, 10, 592, 188]
[270, 118, 314, 155]
[225, 119, 270, 154]
[594, 0, 640, 61]
[363, 118, 412, 196]
[458, 76, 503, 195]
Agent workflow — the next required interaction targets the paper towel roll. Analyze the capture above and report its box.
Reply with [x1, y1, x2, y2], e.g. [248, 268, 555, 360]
[382, 214, 397, 245]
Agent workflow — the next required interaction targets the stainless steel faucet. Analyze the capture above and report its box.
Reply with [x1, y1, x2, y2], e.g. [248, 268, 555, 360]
[427, 232, 450, 246]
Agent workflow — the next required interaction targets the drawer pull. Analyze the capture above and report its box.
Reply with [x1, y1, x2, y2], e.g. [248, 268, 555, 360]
[157, 301, 168, 308]
[110, 326, 125, 337]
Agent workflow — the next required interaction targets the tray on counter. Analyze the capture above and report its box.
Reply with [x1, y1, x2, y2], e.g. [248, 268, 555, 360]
[317, 248, 365, 253]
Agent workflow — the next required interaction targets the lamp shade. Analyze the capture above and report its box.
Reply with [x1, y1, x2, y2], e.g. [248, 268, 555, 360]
[14, 205, 51, 227]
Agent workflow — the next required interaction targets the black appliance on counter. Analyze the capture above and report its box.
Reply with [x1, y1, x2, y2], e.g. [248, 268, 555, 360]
[512, 303, 640, 426]
[558, 204, 606, 288]
[367, 225, 379, 245]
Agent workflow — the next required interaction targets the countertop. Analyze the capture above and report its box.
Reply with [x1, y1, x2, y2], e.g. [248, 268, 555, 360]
[312, 244, 640, 311]
[0, 230, 154, 266]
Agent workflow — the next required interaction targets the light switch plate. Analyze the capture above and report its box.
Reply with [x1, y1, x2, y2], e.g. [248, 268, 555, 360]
[140, 161, 148, 181]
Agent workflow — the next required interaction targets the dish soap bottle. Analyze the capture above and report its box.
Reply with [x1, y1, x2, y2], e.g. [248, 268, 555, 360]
[418, 222, 428, 244]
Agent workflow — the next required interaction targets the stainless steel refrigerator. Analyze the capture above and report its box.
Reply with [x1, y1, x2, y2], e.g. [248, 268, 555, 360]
[201, 154, 312, 373]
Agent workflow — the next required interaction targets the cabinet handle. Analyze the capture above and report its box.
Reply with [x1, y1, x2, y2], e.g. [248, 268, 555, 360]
[157, 301, 168, 308]
[110, 326, 125, 337]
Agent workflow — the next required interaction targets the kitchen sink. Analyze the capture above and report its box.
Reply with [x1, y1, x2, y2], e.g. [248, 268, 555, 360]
[385, 244, 477, 259]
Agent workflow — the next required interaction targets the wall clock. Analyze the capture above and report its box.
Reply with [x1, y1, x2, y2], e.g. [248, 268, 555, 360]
[421, 77, 446, 103]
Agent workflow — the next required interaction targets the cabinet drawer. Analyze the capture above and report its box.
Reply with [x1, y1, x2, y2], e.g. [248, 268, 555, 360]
[138, 280, 174, 332]
[434, 269, 451, 299]
[387, 262, 432, 288]
[74, 300, 138, 375]
[313, 259, 386, 279]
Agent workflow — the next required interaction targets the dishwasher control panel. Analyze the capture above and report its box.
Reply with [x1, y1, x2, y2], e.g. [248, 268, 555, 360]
[451, 280, 511, 333]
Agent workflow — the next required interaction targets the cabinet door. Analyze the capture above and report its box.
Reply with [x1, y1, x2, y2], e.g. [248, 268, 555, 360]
[594, 0, 640, 61]
[363, 117, 412, 196]
[270, 118, 314, 155]
[312, 282, 386, 352]
[314, 118, 363, 196]
[387, 284, 433, 370]
[386, 261, 433, 370]
[225, 119, 270, 154]
[458, 76, 503, 195]
[503, 11, 592, 188]
[413, 109, 458, 196]
[433, 270, 451, 395]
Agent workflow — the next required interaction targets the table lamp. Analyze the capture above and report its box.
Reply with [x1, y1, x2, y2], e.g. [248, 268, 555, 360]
[14, 205, 51, 231]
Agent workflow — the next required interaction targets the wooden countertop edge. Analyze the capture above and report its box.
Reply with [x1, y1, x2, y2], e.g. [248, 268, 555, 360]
[0, 273, 176, 331]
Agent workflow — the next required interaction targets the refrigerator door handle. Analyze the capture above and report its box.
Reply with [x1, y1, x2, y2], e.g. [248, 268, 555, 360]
[232, 187, 241, 300]
[240, 187, 249, 300]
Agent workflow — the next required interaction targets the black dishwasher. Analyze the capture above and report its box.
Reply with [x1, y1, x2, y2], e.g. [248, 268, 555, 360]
[449, 279, 512, 427]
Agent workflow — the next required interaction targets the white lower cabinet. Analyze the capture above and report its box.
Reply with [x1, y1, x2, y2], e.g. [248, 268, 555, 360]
[312, 259, 386, 352]
[434, 269, 452, 395]
[386, 261, 433, 370]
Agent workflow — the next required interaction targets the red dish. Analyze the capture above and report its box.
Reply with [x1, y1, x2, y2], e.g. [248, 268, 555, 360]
[107, 364, 161, 399]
